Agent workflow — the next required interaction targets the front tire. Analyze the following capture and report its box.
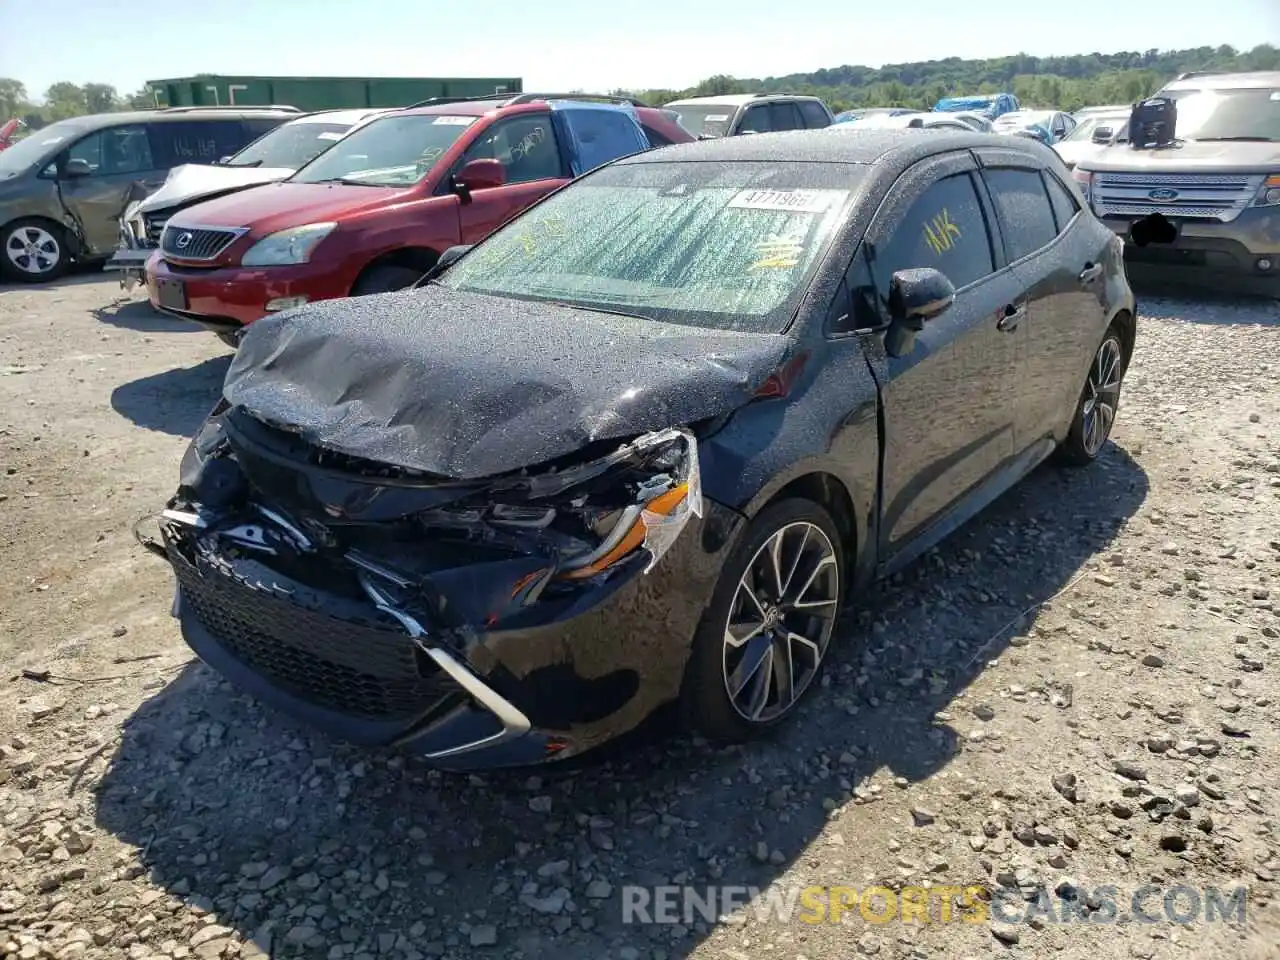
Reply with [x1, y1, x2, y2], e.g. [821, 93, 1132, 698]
[2, 219, 69, 283]
[1057, 327, 1126, 466]
[681, 498, 843, 742]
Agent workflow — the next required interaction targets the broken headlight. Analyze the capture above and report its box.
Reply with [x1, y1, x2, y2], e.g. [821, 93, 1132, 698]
[421, 427, 703, 583]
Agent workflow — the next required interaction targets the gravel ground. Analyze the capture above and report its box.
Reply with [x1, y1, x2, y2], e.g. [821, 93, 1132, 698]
[1, 274, 1278, 960]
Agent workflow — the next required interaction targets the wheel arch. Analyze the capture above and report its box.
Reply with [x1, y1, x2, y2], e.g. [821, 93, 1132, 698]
[737, 464, 874, 586]
[1108, 308, 1136, 373]
[349, 246, 440, 294]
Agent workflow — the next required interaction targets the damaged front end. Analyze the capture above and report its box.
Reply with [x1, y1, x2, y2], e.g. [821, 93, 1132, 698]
[140, 402, 717, 768]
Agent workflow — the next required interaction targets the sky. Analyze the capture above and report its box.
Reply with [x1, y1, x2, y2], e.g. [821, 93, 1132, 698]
[1, 0, 1277, 99]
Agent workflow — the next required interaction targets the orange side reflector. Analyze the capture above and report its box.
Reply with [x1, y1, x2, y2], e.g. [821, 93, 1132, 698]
[558, 483, 689, 580]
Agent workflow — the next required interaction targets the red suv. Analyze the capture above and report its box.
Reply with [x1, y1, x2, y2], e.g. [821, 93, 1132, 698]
[145, 95, 691, 342]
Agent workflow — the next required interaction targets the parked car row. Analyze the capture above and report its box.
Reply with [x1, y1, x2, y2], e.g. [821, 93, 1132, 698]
[141, 94, 691, 343]
[143, 124, 1138, 770]
[1, 105, 302, 282]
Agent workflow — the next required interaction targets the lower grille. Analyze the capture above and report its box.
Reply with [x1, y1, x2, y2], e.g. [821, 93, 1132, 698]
[1094, 172, 1263, 223]
[170, 546, 460, 721]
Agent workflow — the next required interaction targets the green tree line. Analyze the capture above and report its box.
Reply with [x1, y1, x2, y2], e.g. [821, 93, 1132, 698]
[0, 79, 154, 130]
[2, 43, 1277, 133]
[614, 43, 1280, 113]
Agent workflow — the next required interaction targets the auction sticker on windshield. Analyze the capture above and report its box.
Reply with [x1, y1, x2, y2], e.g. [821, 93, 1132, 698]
[432, 116, 476, 126]
[728, 189, 847, 214]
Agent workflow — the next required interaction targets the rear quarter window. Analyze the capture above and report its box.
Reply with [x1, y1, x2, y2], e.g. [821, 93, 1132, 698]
[1042, 171, 1081, 232]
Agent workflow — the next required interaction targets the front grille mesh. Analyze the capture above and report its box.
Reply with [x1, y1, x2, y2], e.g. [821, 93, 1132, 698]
[170, 546, 460, 721]
[161, 225, 239, 260]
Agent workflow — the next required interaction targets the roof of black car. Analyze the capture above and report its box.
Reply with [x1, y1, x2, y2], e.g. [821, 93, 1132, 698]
[621, 128, 1025, 166]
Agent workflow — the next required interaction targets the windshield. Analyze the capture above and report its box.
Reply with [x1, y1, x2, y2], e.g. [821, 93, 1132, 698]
[0, 119, 84, 179]
[1062, 114, 1129, 142]
[439, 160, 862, 334]
[290, 114, 476, 186]
[1159, 88, 1280, 141]
[228, 121, 354, 169]
[668, 106, 735, 138]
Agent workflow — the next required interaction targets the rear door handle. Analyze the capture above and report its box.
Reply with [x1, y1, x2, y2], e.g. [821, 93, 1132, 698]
[1078, 261, 1103, 284]
[996, 302, 1025, 332]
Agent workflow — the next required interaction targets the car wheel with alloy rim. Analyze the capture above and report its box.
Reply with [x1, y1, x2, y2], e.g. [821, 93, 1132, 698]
[2, 219, 69, 283]
[1057, 326, 1126, 465]
[682, 498, 843, 741]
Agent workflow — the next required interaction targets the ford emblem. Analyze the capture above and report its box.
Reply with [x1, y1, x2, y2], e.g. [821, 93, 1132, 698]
[1147, 188, 1179, 201]
[175, 231, 193, 249]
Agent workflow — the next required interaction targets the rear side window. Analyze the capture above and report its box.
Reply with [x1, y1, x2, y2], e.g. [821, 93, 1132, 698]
[984, 167, 1058, 261]
[874, 172, 995, 292]
[148, 120, 253, 167]
[799, 101, 831, 128]
[1042, 171, 1080, 232]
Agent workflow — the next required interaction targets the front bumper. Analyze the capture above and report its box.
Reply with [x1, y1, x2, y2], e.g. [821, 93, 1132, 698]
[1101, 207, 1280, 293]
[160, 499, 742, 771]
[145, 256, 355, 330]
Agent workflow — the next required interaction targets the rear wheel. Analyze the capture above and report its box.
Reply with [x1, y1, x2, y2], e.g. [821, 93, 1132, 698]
[2, 219, 69, 283]
[681, 498, 843, 742]
[351, 264, 426, 296]
[1057, 328, 1125, 466]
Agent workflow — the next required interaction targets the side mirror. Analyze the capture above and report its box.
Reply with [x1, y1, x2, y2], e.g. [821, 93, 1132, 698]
[454, 158, 505, 192]
[62, 158, 92, 179]
[1091, 126, 1114, 144]
[216, 155, 232, 165]
[884, 267, 954, 357]
[417, 244, 472, 285]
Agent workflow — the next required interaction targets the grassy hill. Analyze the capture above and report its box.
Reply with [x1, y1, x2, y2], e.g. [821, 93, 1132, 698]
[620, 43, 1280, 113]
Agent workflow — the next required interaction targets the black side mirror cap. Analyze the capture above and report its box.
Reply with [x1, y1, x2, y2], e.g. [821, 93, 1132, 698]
[884, 267, 955, 356]
[61, 158, 92, 179]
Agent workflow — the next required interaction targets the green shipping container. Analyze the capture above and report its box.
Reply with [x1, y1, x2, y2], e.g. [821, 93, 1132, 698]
[146, 75, 524, 112]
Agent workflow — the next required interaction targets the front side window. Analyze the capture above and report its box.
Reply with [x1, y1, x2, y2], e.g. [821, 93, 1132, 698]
[227, 121, 352, 169]
[291, 114, 476, 187]
[985, 167, 1058, 261]
[69, 125, 154, 176]
[739, 106, 772, 134]
[873, 172, 995, 293]
[439, 160, 864, 334]
[1159, 88, 1280, 142]
[458, 115, 564, 184]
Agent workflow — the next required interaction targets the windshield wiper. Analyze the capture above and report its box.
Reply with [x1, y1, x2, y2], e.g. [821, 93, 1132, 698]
[1190, 136, 1275, 142]
[305, 177, 373, 186]
[227, 160, 263, 168]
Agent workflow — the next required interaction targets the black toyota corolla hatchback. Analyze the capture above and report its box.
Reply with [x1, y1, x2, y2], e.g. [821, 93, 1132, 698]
[147, 129, 1135, 770]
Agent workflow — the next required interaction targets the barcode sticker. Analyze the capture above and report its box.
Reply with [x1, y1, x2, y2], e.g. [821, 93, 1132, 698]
[727, 189, 846, 214]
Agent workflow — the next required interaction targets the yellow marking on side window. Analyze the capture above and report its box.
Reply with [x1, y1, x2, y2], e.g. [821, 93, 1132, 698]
[922, 207, 963, 256]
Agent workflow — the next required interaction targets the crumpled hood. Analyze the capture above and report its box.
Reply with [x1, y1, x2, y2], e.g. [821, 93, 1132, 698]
[1078, 139, 1280, 173]
[222, 286, 791, 480]
[137, 163, 296, 215]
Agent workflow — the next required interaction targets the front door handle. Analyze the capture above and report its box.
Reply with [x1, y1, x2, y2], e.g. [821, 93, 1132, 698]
[1078, 261, 1104, 284]
[996, 302, 1025, 332]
